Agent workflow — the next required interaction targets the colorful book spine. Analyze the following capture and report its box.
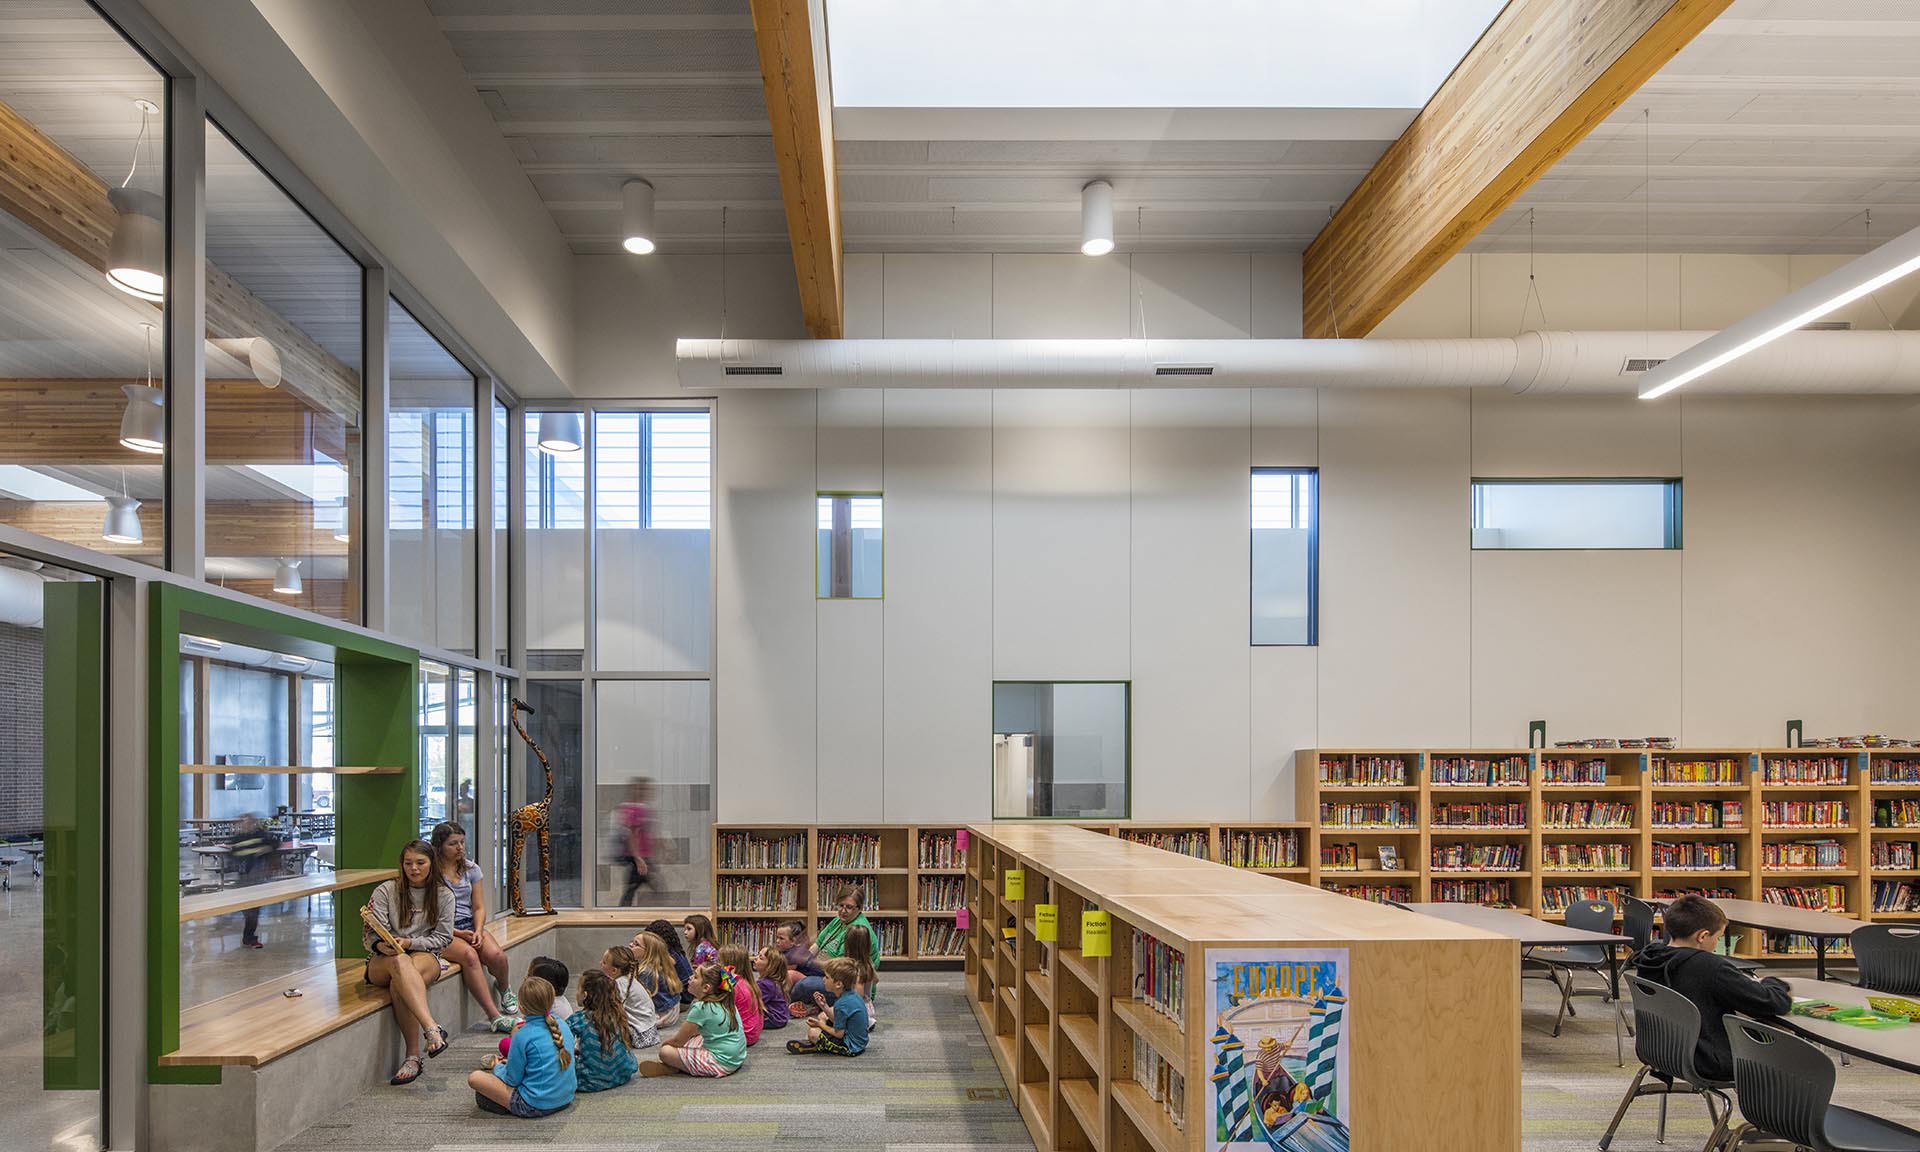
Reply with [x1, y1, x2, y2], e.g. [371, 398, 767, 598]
[1761, 885, 1847, 912]
[1540, 885, 1631, 913]
[1541, 800, 1635, 828]
[916, 919, 964, 956]
[1872, 880, 1920, 913]
[1430, 801, 1527, 828]
[1429, 842, 1523, 872]
[1222, 829, 1302, 869]
[1652, 800, 1741, 828]
[818, 833, 882, 869]
[1131, 1034, 1188, 1132]
[1872, 840, 1919, 870]
[1319, 800, 1414, 827]
[719, 918, 783, 950]
[1431, 879, 1515, 906]
[1130, 928, 1186, 1027]
[1759, 839, 1850, 871]
[917, 832, 964, 869]
[1876, 798, 1920, 828]
[716, 874, 801, 911]
[1653, 757, 1743, 784]
[1765, 932, 1851, 956]
[1761, 756, 1850, 785]
[1319, 842, 1362, 870]
[1325, 883, 1413, 904]
[1650, 841, 1739, 870]
[1653, 886, 1738, 901]
[1872, 761, 1920, 785]
[717, 831, 805, 869]
[1762, 800, 1850, 828]
[918, 875, 965, 911]
[1319, 756, 1411, 787]
[1429, 756, 1529, 785]
[1120, 829, 1209, 858]
[1541, 757, 1611, 785]
[1539, 843, 1633, 871]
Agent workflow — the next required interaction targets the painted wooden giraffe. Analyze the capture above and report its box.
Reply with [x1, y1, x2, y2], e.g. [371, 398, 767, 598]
[506, 697, 556, 915]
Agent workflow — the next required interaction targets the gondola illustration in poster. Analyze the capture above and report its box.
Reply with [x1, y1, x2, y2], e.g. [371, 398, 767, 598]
[1204, 948, 1351, 1152]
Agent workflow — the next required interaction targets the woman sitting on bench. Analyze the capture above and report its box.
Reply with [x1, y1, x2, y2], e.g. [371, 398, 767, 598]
[431, 821, 516, 1032]
[364, 839, 456, 1085]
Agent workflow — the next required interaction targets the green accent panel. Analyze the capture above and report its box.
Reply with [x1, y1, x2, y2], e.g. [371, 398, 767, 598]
[42, 581, 102, 1091]
[147, 584, 418, 1084]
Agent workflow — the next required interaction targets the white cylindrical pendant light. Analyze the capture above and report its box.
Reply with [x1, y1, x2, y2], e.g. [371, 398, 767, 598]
[102, 496, 143, 545]
[106, 186, 165, 301]
[622, 178, 656, 255]
[1080, 179, 1114, 256]
[118, 384, 165, 454]
[536, 410, 584, 454]
[273, 558, 303, 595]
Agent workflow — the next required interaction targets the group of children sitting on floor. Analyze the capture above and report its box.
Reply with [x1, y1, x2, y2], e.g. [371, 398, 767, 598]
[360, 826, 880, 1117]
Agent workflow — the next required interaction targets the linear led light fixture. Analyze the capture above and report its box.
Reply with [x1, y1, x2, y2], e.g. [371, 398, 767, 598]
[1639, 220, 1920, 400]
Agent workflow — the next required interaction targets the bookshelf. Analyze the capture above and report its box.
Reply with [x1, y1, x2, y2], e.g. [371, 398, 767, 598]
[964, 821, 1521, 1152]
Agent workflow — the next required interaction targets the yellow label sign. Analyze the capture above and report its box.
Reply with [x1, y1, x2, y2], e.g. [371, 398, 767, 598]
[1035, 904, 1058, 941]
[1082, 909, 1111, 957]
[1004, 869, 1026, 901]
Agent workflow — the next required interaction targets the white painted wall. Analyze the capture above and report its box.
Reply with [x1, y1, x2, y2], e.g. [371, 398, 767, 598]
[714, 252, 1920, 824]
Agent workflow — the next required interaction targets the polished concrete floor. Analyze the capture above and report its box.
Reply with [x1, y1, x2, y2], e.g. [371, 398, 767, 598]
[0, 883, 98, 1152]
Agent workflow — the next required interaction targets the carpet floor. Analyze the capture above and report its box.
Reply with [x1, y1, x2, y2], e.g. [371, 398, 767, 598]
[278, 967, 1920, 1151]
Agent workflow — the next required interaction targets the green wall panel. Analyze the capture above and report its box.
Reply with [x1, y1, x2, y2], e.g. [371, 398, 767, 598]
[42, 580, 101, 1091]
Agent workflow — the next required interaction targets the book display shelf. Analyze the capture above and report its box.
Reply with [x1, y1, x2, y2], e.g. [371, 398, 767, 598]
[709, 825, 967, 961]
[962, 822, 1520, 1152]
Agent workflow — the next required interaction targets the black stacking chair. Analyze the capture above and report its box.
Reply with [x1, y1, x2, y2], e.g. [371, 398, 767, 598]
[1852, 925, 1920, 995]
[1602, 976, 1734, 1151]
[1622, 895, 1659, 968]
[1540, 900, 1621, 1032]
[1723, 1015, 1920, 1151]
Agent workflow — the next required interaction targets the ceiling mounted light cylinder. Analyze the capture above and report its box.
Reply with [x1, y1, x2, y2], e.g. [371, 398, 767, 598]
[536, 410, 584, 454]
[621, 178, 656, 255]
[1080, 179, 1114, 256]
[273, 558, 303, 595]
[118, 384, 165, 454]
[106, 187, 165, 301]
[102, 496, 143, 545]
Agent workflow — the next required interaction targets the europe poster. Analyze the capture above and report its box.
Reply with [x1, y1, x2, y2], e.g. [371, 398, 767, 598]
[1203, 948, 1351, 1152]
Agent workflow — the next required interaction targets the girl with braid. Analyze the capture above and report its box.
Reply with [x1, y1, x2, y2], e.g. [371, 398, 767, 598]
[469, 975, 576, 1118]
[568, 970, 638, 1091]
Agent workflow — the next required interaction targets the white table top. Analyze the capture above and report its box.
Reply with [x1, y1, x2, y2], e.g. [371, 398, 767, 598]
[1403, 902, 1631, 947]
[1782, 977, 1920, 1074]
[1694, 897, 1862, 939]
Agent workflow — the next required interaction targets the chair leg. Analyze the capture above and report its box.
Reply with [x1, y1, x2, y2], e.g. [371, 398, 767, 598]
[1701, 1090, 1732, 1152]
[1552, 968, 1573, 1037]
[1657, 1091, 1669, 1144]
[1598, 1063, 1648, 1151]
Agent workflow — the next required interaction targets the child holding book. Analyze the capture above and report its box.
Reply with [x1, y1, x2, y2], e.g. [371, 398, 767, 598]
[1636, 894, 1792, 1081]
[785, 958, 869, 1056]
[641, 963, 746, 1078]
[718, 942, 766, 1044]
[568, 970, 638, 1091]
[469, 975, 576, 1118]
[755, 945, 791, 1030]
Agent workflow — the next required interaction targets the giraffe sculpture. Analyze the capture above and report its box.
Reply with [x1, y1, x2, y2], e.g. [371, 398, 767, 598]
[506, 697, 556, 915]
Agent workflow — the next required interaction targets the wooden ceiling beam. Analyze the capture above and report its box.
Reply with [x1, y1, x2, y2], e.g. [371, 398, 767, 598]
[1301, 0, 1735, 339]
[0, 500, 351, 557]
[0, 379, 352, 466]
[0, 98, 363, 421]
[749, 0, 843, 338]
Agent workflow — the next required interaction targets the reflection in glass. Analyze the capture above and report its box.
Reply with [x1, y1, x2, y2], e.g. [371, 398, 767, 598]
[1472, 479, 1682, 550]
[524, 414, 585, 669]
[594, 411, 711, 671]
[594, 680, 712, 907]
[0, 4, 167, 564]
[203, 120, 363, 619]
[511, 679, 582, 908]
[387, 299, 476, 652]
[817, 494, 882, 599]
[1251, 468, 1317, 645]
[992, 682, 1129, 819]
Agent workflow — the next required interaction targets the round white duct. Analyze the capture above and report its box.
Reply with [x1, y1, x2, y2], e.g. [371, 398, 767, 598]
[676, 331, 1920, 395]
[0, 565, 48, 629]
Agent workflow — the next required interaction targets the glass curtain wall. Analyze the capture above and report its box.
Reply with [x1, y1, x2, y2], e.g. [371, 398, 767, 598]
[417, 661, 479, 838]
[203, 121, 364, 621]
[0, 2, 168, 564]
[387, 300, 477, 653]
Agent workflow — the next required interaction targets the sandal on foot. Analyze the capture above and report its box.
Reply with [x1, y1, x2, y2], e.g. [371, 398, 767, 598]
[424, 1025, 451, 1058]
[389, 1056, 424, 1085]
[638, 1059, 672, 1077]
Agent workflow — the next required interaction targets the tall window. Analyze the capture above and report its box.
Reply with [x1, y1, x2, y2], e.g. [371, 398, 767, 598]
[817, 494, 883, 599]
[1250, 468, 1318, 645]
[523, 413, 586, 669]
[388, 299, 477, 653]
[993, 682, 1130, 819]
[1472, 479, 1682, 549]
[492, 397, 510, 665]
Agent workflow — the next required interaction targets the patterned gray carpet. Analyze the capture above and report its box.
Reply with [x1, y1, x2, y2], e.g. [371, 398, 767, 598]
[280, 968, 1920, 1151]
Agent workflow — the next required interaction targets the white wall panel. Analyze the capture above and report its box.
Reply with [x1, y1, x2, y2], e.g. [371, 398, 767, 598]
[1129, 389, 1252, 819]
[991, 255, 1131, 338]
[1128, 255, 1252, 338]
[1252, 647, 1317, 819]
[715, 390, 817, 820]
[816, 602, 884, 820]
[573, 255, 805, 396]
[844, 253, 884, 338]
[883, 254, 994, 337]
[1471, 392, 1680, 478]
[1250, 254, 1305, 340]
[816, 389, 884, 492]
[992, 389, 1133, 680]
[882, 390, 994, 821]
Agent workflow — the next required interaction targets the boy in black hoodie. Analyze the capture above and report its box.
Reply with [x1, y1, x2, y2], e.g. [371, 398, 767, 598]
[1636, 894, 1792, 1082]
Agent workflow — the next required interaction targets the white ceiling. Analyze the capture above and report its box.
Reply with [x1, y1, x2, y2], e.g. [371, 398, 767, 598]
[1473, 0, 1920, 255]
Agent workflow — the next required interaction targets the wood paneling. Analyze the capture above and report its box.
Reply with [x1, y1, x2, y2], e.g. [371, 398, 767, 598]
[0, 501, 348, 557]
[0, 379, 352, 465]
[1301, 0, 1734, 339]
[0, 98, 363, 420]
[749, 0, 842, 337]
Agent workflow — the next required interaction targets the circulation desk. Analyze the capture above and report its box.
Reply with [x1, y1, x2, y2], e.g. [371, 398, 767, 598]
[963, 822, 1520, 1152]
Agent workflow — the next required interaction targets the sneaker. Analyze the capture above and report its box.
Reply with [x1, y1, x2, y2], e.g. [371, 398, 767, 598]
[498, 988, 518, 1014]
[638, 1059, 672, 1077]
[491, 1014, 518, 1034]
[246, 940, 264, 950]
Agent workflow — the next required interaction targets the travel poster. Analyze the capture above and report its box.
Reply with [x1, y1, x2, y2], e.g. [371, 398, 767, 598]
[1204, 948, 1352, 1152]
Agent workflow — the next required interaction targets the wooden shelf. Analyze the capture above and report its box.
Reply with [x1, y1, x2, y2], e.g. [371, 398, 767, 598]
[1026, 969, 1054, 1013]
[1112, 998, 1184, 1067]
[178, 764, 399, 775]
[1058, 1011, 1100, 1069]
[1017, 1082, 1053, 1150]
[1059, 1078, 1102, 1147]
[1059, 947, 1102, 996]
[1023, 1022, 1052, 1070]
[1112, 1081, 1184, 1152]
[179, 868, 387, 922]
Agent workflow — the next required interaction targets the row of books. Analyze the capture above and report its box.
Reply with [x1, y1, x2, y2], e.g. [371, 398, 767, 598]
[1319, 843, 1373, 870]
[1651, 841, 1738, 870]
[1543, 800, 1635, 828]
[919, 875, 965, 911]
[916, 920, 964, 956]
[818, 833, 883, 869]
[1540, 885, 1632, 913]
[1131, 1034, 1188, 1132]
[1875, 799, 1920, 828]
[1652, 799, 1742, 828]
[1121, 830, 1209, 858]
[818, 875, 879, 907]
[1222, 829, 1302, 868]
[1541, 758, 1612, 785]
[716, 875, 802, 912]
[1762, 885, 1846, 912]
[1432, 879, 1515, 905]
[1654, 758, 1743, 784]
[1320, 801, 1414, 828]
[1430, 843, 1522, 872]
[1131, 929, 1187, 1026]
[1325, 883, 1412, 904]
[1430, 756, 1529, 785]
[1759, 839, 1849, 871]
[846, 917, 907, 956]
[1762, 800, 1849, 828]
[1655, 886, 1737, 901]
[1766, 933, 1850, 956]
[1871, 880, 1920, 913]
[719, 918, 785, 950]
[1431, 802, 1526, 828]
[1318, 756, 1411, 786]
[918, 832, 964, 870]
[1761, 756, 1852, 784]
[718, 831, 805, 869]
[1874, 763, 1920, 784]
[1873, 840, 1919, 870]
[1539, 843, 1632, 871]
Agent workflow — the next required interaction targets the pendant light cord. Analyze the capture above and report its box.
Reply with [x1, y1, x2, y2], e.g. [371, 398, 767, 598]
[122, 103, 149, 189]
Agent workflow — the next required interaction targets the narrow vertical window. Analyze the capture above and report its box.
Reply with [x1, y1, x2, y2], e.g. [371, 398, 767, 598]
[817, 493, 883, 599]
[1251, 468, 1318, 645]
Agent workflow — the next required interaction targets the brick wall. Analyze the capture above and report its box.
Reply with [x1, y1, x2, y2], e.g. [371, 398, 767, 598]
[0, 621, 44, 836]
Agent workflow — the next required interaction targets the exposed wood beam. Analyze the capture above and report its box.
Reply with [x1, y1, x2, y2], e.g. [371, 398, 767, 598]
[1301, 0, 1735, 339]
[749, 0, 842, 338]
[0, 379, 351, 466]
[0, 98, 362, 421]
[0, 500, 349, 557]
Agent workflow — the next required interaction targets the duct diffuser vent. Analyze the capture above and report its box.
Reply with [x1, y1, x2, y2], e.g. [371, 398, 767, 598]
[1621, 357, 1667, 374]
[1154, 364, 1215, 376]
[723, 364, 783, 376]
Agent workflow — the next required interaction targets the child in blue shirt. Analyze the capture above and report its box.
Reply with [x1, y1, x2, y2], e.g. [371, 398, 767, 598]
[568, 970, 639, 1091]
[468, 976, 576, 1117]
[785, 958, 868, 1056]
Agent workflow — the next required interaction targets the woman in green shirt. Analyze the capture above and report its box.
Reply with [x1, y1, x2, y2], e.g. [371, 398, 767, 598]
[793, 892, 878, 1012]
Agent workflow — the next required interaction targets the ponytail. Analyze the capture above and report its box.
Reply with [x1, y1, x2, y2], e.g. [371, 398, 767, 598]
[515, 975, 571, 1071]
[543, 1013, 571, 1071]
